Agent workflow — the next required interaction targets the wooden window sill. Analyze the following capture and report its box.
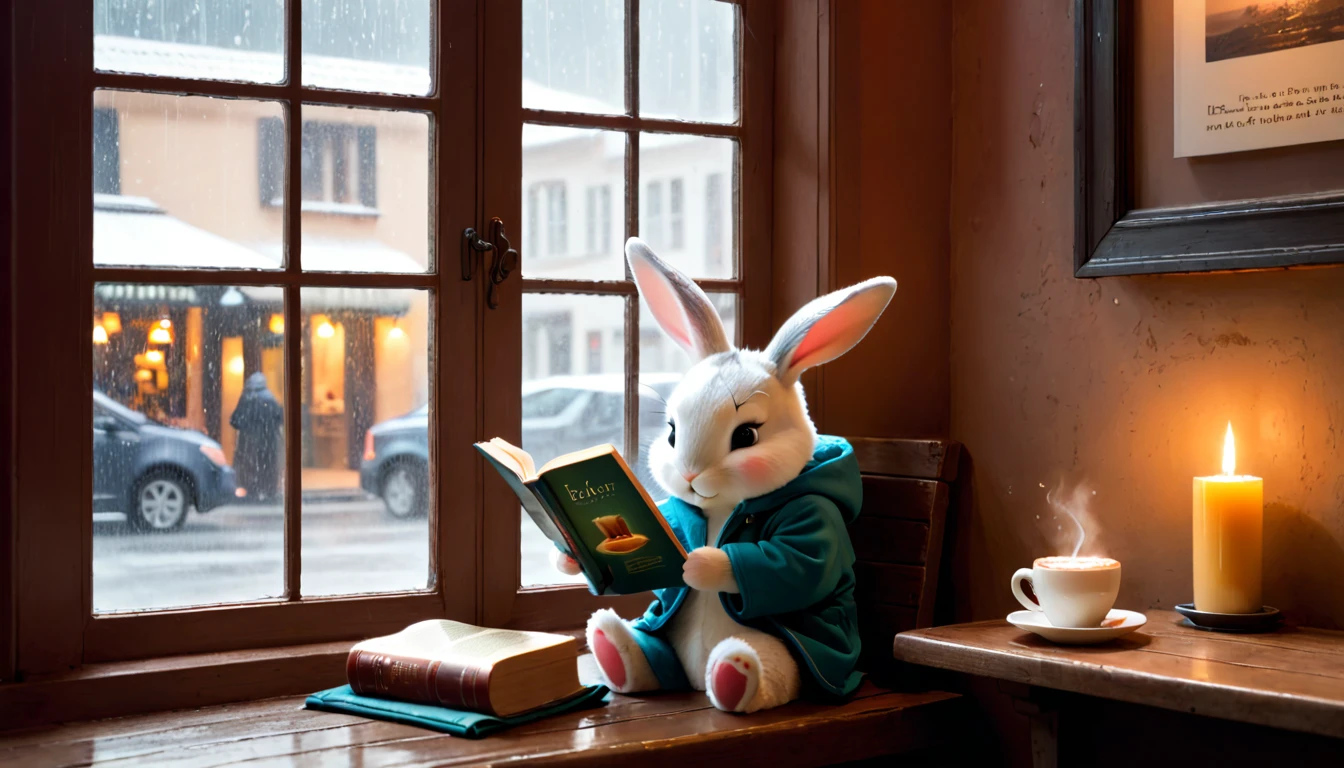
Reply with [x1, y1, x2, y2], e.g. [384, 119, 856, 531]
[0, 640, 356, 730]
[0, 655, 966, 766]
[0, 628, 590, 731]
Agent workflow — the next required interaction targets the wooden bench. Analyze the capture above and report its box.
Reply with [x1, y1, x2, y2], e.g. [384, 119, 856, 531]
[0, 437, 963, 767]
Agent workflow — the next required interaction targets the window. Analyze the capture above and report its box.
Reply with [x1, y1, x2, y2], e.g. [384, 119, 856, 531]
[546, 182, 568, 257]
[525, 181, 569, 259]
[92, 107, 120, 195]
[510, 0, 766, 603]
[706, 172, 725, 271]
[645, 180, 664, 250]
[259, 118, 378, 213]
[11, 0, 769, 687]
[586, 184, 612, 255]
[586, 330, 603, 373]
[670, 178, 685, 250]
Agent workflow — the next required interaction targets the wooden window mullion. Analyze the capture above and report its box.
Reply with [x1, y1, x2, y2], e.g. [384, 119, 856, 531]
[282, 0, 304, 602]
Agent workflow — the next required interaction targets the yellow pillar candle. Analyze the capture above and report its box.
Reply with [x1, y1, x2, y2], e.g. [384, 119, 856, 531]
[1192, 423, 1263, 614]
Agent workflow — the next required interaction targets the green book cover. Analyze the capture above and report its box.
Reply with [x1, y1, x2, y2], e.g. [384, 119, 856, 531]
[475, 440, 687, 596]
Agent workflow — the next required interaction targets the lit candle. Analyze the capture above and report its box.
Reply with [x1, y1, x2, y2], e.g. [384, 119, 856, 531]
[1192, 423, 1263, 614]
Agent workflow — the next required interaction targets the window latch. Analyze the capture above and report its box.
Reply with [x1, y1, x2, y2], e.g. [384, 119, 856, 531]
[461, 218, 518, 310]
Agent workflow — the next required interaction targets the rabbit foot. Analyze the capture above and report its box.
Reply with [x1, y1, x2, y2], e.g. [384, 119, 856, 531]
[586, 609, 659, 693]
[706, 634, 800, 713]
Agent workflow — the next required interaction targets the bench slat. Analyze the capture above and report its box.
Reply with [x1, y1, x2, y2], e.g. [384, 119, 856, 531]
[860, 476, 947, 521]
[848, 518, 930, 565]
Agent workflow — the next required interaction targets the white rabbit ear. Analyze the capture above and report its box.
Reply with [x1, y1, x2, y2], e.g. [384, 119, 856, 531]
[765, 277, 897, 385]
[627, 237, 732, 361]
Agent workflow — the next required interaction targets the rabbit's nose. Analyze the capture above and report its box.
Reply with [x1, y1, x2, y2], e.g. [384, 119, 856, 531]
[682, 470, 700, 484]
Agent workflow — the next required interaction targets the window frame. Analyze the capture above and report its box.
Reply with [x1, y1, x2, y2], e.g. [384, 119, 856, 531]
[479, 0, 775, 631]
[10, 0, 482, 671]
[4, 0, 776, 680]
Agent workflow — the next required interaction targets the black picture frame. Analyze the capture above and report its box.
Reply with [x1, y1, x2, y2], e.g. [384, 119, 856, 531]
[1074, 0, 1344, 278]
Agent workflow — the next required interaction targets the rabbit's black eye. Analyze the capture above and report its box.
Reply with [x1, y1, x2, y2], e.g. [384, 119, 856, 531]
[668, 422, 676, 448]
[730, 423, 760, 451]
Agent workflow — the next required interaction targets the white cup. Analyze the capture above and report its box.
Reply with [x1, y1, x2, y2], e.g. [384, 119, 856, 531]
[1011, 556, 1121, 628]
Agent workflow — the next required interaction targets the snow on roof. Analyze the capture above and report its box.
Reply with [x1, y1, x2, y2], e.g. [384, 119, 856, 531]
[250, 238, 426, 274]
[94, 35, 431, 96]
[94, 195, 278, 270]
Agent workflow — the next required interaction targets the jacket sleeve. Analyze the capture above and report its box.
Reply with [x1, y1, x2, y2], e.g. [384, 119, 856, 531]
[721, 496, 847, 620]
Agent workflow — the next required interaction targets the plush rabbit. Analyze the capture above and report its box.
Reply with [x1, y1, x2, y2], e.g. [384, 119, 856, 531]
[555, 238, 896, 713]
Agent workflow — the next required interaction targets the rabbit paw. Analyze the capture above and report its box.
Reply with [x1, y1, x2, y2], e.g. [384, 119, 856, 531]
[552, 548, 582, 576]
[585, 609, 659, 693]
[706, 634, 800, 713]
[682, 547, 739, 593]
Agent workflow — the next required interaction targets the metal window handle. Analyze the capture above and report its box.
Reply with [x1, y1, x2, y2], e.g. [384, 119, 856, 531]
[461, 217, 518, 310]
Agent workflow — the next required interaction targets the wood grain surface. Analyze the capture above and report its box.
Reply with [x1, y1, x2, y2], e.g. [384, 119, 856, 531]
[893, 610, 1344, 739]
[0, 656, 964, 767]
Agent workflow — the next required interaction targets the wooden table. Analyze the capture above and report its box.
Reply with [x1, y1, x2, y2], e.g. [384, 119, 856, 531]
[893, 610, 1344, 766]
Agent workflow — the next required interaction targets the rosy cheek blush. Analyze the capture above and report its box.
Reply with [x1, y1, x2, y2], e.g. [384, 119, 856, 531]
[737, 455, 772, 484]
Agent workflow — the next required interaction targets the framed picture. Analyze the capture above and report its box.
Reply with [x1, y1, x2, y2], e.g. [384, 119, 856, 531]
[1075, 0, 1344, 277]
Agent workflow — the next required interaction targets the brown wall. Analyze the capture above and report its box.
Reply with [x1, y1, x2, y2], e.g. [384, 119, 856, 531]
[802, 0, 952, 439]
[949, 0, 1344, 634]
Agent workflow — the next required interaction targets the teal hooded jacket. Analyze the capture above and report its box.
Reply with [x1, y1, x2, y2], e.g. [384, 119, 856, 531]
[627, 435, 864, 698]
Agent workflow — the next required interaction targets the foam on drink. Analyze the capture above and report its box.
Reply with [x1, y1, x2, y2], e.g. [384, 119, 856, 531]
[1035, 556, 1119, 571]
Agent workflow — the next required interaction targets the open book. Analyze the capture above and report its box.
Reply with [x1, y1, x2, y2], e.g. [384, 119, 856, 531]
[347, 619, 583, 717]
[475, 439, 687, 595]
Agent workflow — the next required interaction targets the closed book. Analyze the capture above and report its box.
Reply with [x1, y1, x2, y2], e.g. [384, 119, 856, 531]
[475, 438, 688, 595]
[347, 620, 582, 717]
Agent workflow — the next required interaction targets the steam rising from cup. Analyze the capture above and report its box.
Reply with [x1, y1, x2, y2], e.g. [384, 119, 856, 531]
[1045, 481, 1095, 558]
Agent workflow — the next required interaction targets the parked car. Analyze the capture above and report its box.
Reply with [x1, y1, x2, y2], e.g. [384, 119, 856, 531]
[93, 391, 238, 532]
[359, 373, 681, 519]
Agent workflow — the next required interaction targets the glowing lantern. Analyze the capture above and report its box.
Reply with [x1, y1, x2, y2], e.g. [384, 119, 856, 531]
[269, 313, 285, 335]
[101, 312, 122, 334]
[93, 324, 109, 344]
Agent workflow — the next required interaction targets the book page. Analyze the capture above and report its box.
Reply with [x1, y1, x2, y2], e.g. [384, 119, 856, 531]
[353, 620, 570, 664]
[537, 443, 617, 476]
[476, 439, 537, 480]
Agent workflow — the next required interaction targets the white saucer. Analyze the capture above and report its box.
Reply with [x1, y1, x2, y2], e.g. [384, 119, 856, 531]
[1007, 609, 1147, 645]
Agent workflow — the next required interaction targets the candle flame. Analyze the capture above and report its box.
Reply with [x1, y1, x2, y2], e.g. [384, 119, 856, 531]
[1222, 422, 1236, 476]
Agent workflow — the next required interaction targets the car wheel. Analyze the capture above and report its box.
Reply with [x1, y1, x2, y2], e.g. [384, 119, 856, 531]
[382, 461, 427, 519]
[128, 471, 191, 532]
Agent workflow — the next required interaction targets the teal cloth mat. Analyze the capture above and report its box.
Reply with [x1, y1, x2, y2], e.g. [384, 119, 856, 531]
[304, 684, 610, 739]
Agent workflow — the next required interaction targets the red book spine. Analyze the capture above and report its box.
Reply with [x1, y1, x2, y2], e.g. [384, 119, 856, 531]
[346, 650, 495, 713]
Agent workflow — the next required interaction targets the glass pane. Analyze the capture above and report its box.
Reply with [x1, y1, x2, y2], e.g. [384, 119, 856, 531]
[521, 125, 626, 279]
[93, 91, 285, 270]
[640, 0, 738, 123]
[299, 105, 431, 273]
[523, 0, 624, 115]
[95, 0, 285, 84]
[302, 0, 433, 95]
[93, 283, 284, 612]
[300, 287, 432, 596]
[636, 292, 737, 500]
[520, 293, 624, 587]
[639, 134, 735, 278]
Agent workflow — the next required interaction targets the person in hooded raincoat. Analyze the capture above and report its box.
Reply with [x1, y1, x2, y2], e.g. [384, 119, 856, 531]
[230, 372, 283, 502]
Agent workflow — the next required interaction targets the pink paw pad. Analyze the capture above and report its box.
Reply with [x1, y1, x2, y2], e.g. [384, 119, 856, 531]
[591, 629, 627, 689]
[711, 658, 750, 711]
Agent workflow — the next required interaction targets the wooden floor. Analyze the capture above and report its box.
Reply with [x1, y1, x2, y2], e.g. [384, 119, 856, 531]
[0, 658, 963, 768]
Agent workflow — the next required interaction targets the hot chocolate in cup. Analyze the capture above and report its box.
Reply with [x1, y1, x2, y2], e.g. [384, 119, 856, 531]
[1011, 556, 1121, 628]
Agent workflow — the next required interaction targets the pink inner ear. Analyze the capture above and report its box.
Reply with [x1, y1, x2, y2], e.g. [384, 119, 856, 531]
[638, 265, 692, 351]
[788, 301, 866, 371]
